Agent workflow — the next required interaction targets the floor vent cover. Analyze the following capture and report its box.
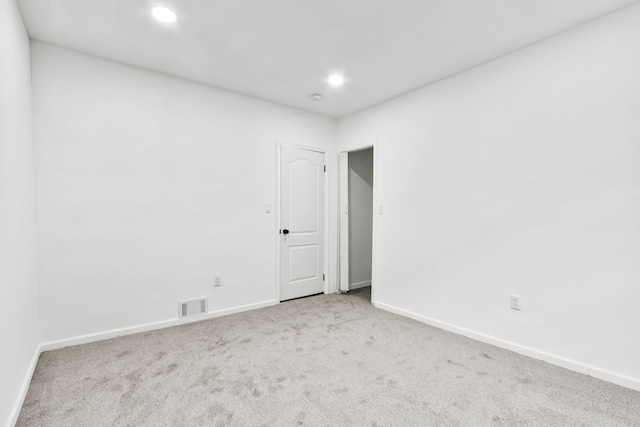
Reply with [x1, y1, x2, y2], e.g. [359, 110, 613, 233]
[179, 297, 208, 318]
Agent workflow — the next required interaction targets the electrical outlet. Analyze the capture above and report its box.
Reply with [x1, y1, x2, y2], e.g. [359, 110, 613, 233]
[214, 275, 222, 287]
[510, 295, 521, 311]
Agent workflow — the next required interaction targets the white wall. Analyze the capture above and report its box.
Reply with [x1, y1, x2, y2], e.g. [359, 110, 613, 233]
[338, 4, 640, 389]
[31, 42, 336, 344]
[348, 148, 373, 287]
[0, 0, 39, 425]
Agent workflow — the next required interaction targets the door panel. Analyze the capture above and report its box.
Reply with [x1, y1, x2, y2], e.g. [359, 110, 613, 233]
[289, 245, 318, 282]
[280, 146, 325, 301]
[289, 159, 319, 232]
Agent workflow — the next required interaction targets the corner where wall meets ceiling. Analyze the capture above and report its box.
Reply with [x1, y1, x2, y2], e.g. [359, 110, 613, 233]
[16, 0, 639, 117]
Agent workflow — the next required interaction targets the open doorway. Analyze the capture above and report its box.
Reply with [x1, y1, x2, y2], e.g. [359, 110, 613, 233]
[339, 146, 374, 303]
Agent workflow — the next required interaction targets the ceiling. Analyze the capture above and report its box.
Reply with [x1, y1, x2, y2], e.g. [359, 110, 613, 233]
[17, 0, 638, 118]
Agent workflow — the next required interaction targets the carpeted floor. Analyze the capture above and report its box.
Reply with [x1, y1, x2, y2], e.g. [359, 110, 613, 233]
[17, 288, 640, 426]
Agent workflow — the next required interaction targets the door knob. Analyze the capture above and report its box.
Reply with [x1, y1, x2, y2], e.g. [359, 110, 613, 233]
[282, 229, 290, 235]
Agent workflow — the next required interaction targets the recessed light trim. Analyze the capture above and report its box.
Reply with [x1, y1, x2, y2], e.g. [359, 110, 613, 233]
[310, 93, 323, 102]
[152, 6, 177, 23]
[328, 75, 345, 86]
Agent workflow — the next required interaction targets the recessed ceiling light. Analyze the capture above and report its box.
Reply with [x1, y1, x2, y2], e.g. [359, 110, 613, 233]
[328, 75, 345, 86]
[151, 6, 177, 23]
[310, 93, 323, 102]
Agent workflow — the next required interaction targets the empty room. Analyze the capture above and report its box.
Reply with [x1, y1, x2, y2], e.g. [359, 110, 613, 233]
[2, 0, 640, 425]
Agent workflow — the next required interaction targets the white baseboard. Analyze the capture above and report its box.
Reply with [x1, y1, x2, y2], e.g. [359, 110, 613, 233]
[374, 301, 640, 392]
[40, 299, 278, 352]
[349, 280, 371, 290]
[7, 344, 41, 427]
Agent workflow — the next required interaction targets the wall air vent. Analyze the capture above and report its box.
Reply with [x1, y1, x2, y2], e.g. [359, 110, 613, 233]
[179, 297, 208, 318]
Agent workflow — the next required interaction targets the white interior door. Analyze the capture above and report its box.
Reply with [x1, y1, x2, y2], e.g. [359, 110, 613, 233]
[339, 151, 349, 292]
[279, 145, 325, 301]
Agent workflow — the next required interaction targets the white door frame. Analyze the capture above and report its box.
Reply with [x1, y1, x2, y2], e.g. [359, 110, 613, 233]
[339, 152, 349, 292]
[338, 140, 377, 303]
[275, 140, 329, 302]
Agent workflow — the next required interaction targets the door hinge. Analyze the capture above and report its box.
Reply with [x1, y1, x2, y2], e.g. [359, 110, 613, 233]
[324, 165, 326, 172]
[323, 274, 325, 281]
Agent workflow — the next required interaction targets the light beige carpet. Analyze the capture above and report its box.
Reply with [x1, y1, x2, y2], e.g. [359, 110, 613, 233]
[17, 288, 640, 426]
